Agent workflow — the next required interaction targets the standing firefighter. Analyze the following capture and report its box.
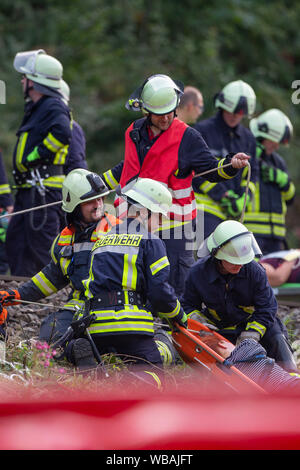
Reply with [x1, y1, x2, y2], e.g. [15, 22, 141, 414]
[193, 80, 258, 239]
[101, 74, 250, 297]
[67, 178, 187, 388]
[182, 220, 298, 372]
[0, 169, 119, 343]
[244, 108, 295, 255]
[6, 50, 72, 276]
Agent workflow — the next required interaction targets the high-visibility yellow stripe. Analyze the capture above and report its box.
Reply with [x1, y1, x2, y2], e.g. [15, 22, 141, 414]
[50, 234, 60, 263]
[59, 257, 71, 276]
[32, 271, 58, 296]
[0, 184, 11, 194]
[238, 305, 255, 315]
[194, 193, 226, 219]
[244, 222, 285, 237]
[43, 175, 65, 189]
[207, 307, 222, 321]
[103, 169, 119, 190]
[244, 211, 285, 223]
[42, 132, 65, 152]
[246, 321, 266, 337]
[217, 158, 231, 179]
[122, 253, 138, 290]
[159, 299, 181, 319]
[16, 132, 29, 172]
[282, 182, 295, 201]
[199, 181, 217, 193]
[53, 146, 69, 165]
[150, 256, 170, 276]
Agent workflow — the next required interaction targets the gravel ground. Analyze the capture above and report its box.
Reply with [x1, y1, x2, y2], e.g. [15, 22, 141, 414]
[2, 279, 300, 368]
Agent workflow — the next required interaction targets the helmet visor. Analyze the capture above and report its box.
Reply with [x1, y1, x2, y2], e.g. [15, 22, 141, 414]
[216, 232, 262, 264]
[14, 50, 45, 73]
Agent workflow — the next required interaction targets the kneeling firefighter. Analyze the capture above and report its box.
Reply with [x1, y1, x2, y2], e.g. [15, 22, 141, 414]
[182, 220, 298, 372]
[0, 168, 119, 342]
[67, 178, 187, 388]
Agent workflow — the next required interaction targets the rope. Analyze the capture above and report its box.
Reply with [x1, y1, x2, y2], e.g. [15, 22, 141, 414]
[239, 161, 251, 223]
[12, 298, 78, 311]
[193, 162, 233, 179]
[0, 160, 251, 221]
[0, 200, 63, 220]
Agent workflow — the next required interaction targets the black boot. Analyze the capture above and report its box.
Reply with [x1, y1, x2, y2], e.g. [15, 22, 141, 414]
[71, 338, 97, 370]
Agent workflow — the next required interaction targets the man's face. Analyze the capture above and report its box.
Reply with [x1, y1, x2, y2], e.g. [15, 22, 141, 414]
[220, 259, 243, 275]
[150, 112, 175, 132]
[147, 212, 164, 233]
[262, 138, 280, 155]
[222, 109, 244, 128]
[190, 94, 204, 123]
[80, 197, 104, 224]
[21, 75, 31, 95]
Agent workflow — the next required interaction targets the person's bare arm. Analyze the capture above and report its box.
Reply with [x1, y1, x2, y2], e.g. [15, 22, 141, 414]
[260, 260, 296, 287]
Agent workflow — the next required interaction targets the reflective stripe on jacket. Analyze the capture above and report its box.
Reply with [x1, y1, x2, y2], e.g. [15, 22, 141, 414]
[13, 95, 72, 190]
[83, 217, 184, 336]
[244, 145, 295, 240]
[18, 213, 120, 310]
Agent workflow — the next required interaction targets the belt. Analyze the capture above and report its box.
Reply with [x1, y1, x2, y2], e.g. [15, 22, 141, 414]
[89, 290, 144, 309]
[13, 164, 64, 185]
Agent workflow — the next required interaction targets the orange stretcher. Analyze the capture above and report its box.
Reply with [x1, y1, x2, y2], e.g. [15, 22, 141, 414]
[172, 318, 267, 394]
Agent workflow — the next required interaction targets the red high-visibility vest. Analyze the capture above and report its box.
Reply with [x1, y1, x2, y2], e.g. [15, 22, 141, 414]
[115, 118, 196, 221]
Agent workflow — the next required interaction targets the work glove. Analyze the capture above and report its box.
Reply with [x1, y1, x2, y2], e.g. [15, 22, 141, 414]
[170, 312, 188, 329]
[188, 312, 219, 330]
[26, 146, 42, 168]
[0, 305, 8, 325]
[236, 330, 261, 346]
[220, 190, 250, 217]
[0, 289, 20, 306]
[261, 163, 289, 189]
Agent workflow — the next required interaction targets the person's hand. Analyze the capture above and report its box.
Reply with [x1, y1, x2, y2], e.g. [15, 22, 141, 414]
[236, 330, 260, 346]
[0, 305, 8, 325]
[5, 206, 14, 214]
[0, 289, 20, 306]
[231, 153, 250, 169]
[221, 190, 250, 217]
[170, 312, 188, 329]
[261, 163, 289, 189]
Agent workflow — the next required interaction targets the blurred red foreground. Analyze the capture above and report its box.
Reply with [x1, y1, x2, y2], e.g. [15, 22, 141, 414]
[0, 382, 299, 450]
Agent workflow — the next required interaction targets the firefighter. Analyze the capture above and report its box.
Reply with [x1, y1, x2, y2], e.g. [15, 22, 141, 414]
[0, 169, 119, 343]
[101, 74, 250, 297]
[193, 80, 258, 240]
[6, 50, 72, 276]
[182, 219, 298, 372]
[244, 108, 295, 255]
[67, 178, 187, 388]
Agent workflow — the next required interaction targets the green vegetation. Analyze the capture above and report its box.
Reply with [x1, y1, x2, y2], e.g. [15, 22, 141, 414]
[1, 0, 300, 242]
